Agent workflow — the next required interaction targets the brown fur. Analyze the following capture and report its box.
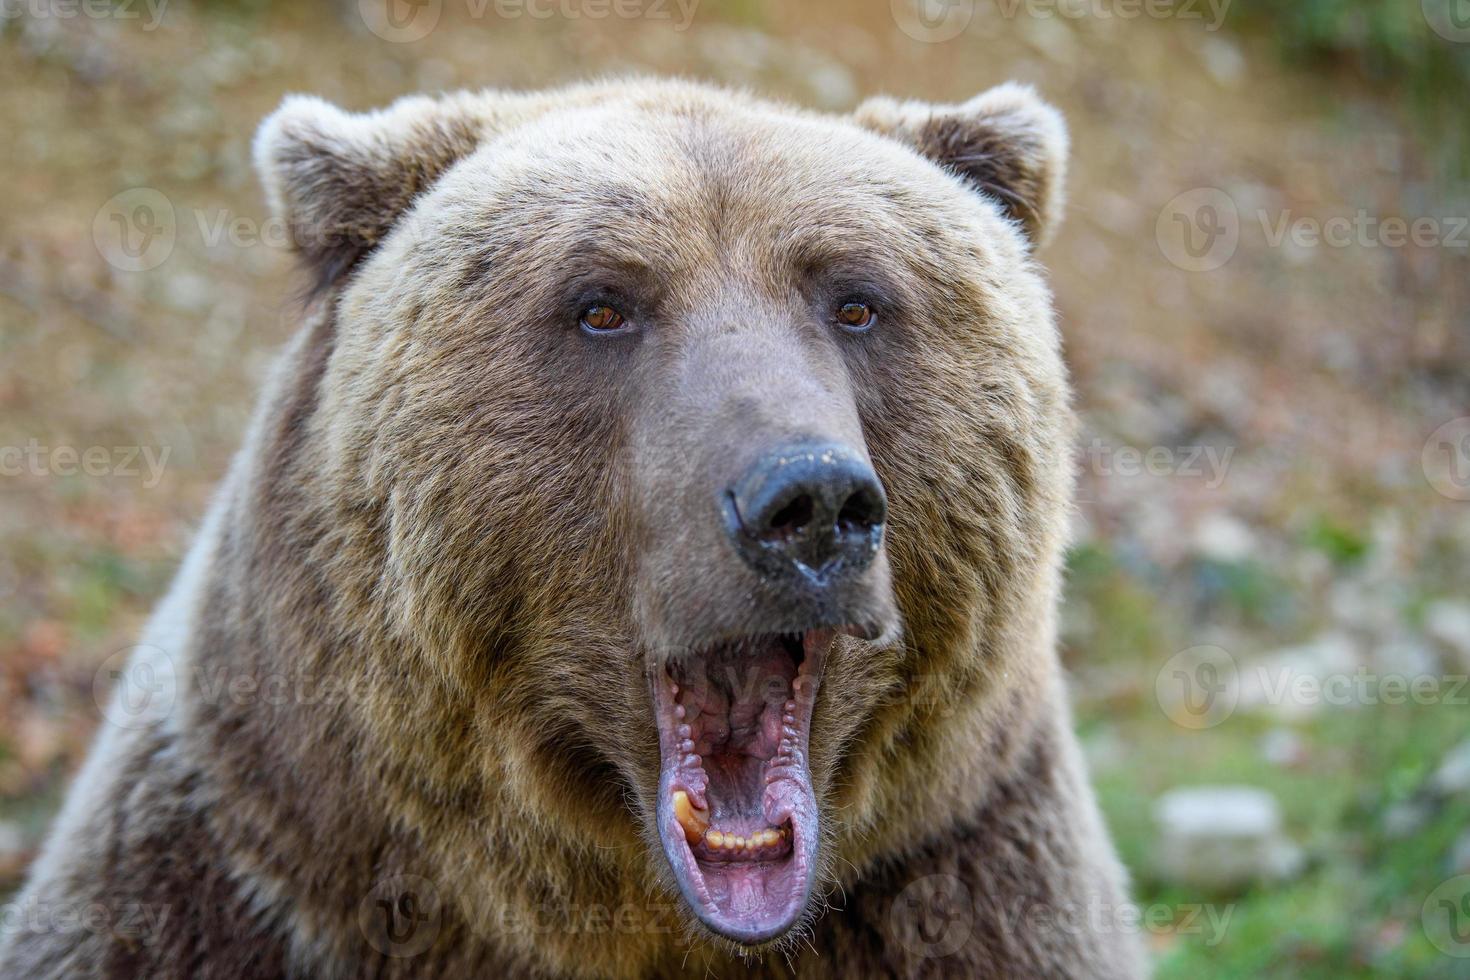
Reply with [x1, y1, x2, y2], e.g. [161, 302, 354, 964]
[0, 79, 1142, 979]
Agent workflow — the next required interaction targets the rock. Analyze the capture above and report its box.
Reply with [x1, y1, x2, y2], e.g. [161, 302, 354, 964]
[1432, 740, 1470, 797]
[1153, 786, 1304, 890]
[1238, 633, 1360, 720]
[801, 60, 857, 110]
[1383, 801, 1433, 839]
[1193, 514, 1255, 564]
[1425, 600, 1470, 670]
[1372, 635, 1439, 679]
[1328, 579, 1398, 638]
[1259, 728, 1307, 768]
[1452, 830, 1470, 875]
[1198, 37, 1246, 87]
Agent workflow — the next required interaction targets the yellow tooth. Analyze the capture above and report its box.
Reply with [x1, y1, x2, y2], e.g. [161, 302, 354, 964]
[707, 830, 725, 848]
[758, 830, 777, 847]
[672, 790, 709, 844]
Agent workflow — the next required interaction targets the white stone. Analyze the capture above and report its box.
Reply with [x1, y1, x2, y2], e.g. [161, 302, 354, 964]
[1238, 633, 1360, 719]
[1452, 830, 1470, 875]
[1383, 801, 1432, 839]
[1199, 37, 1247, 87]
[1372, 635, 1439, 678]
[1154, 787, 1303, 889]
[1426, 601, 1470, 670]
[1328, 579, 1398, 637]
[1259, 728, 1305, 768]
[1432, 740, 1470, 797]
[803, 61, 857, 110]
[1193, 513, 1255, 564]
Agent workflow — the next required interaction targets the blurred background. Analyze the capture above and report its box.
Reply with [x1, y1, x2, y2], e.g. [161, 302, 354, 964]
[2, 0, 1468, 975]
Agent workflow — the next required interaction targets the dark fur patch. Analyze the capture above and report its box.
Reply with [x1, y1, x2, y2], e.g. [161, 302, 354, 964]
[918, 114, 1048, 243]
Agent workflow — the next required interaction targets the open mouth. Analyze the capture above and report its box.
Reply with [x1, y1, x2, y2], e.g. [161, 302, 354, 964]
[652, 628, 841, 944]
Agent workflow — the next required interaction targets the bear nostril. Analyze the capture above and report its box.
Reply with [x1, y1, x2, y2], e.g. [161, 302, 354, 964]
[836, 486, 885, 535]
[765, 494, 815, 540]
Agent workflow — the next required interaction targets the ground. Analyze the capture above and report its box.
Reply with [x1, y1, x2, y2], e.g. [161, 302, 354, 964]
[1, 2, 1467, 977]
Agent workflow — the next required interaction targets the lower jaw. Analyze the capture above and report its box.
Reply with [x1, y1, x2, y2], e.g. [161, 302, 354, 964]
[651, 629, 833, 944]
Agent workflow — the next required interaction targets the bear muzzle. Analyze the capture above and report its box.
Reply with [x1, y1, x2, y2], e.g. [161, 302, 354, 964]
[721, 439, 887, 589]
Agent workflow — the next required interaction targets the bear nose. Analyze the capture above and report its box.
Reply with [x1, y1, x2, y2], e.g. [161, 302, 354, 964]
[723, 441, 887, 586]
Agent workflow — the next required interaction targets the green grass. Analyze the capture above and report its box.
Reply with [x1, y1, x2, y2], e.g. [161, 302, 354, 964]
[1085, 661, 1470, 977]
[1064, 530, 1470, 976]
[1231, 0, 1470, 180]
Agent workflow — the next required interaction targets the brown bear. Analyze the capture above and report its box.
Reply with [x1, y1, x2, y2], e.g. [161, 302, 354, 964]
[0, 79, 1144, 978]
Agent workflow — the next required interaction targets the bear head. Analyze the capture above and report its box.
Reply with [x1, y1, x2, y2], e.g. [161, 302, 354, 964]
[251, 78, 1070, 952]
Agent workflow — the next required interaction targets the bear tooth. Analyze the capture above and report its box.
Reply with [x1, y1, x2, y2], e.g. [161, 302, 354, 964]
[672, 790, 709, 844]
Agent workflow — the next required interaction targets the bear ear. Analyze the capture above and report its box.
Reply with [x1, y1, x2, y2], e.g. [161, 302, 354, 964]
[253, 93, 488, 293]
[853, 82, 1068, 248]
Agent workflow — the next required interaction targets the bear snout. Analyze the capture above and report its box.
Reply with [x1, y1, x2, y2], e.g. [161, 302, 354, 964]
[721, 439, 887, 588]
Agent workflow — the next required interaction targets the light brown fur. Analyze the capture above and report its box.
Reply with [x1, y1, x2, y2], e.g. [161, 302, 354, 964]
[0, 79, 1143, 979]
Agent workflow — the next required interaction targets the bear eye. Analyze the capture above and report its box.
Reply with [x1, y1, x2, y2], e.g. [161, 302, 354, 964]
[836, 301, 876, 332]
[580, 303, 626, 333]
